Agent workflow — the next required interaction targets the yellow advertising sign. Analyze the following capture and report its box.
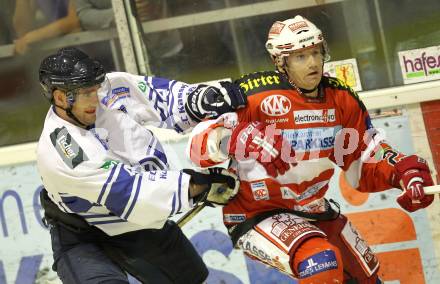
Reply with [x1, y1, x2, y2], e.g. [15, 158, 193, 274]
[324, 58, 363, 91]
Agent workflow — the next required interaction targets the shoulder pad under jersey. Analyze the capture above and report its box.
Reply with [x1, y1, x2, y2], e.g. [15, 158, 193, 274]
[322, 76, 359, 93]
[234, 70, 291, 97]
[322, 76, 366, 111]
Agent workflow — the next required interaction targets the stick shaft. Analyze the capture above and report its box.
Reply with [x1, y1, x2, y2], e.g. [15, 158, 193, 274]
[424, 185, 440, 195]
[176, 203, 207, 227]
[177, 185, 440, 226]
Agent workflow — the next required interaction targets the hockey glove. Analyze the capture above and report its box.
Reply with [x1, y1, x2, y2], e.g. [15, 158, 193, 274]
[228, 122, 294, 178]
[394, 155, 434, 212]
[185, 82, 247, 122]
[183, 168, 240, 207]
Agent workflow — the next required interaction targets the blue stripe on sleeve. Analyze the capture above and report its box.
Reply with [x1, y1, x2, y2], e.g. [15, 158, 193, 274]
[139, 156, 164, 170]
[177, 172, 183, 213]
[168, 80, 177, 114]
[169, 192, 176, 216]
[123, 175, 142, 219]
[104, 166, 135, 217]
[148, 88, 153, 100]
[88, 219, 127, 225]
[97, 163, 119, 204]
[80, 214, 113, 219]
[151, 77, 171, 89]
[154, 97, 167, 121]
[174, 124, 184, 133]
[155, 92, 165, 103]
[153, 148, 168, 166]
[60, 196, 93, 213]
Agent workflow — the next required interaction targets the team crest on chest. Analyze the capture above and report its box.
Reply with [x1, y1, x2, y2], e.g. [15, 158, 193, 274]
[260, 94, 292, 116]
[251, 181, 270, 200]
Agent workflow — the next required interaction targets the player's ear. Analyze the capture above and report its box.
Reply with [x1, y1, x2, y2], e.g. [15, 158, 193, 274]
[53, 89, 67, 107]
[274, 56, 287, 74]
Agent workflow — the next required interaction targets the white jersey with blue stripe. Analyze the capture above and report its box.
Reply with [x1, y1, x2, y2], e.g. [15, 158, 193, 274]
[37, 72, 199, 236]
[99, 72, 198, 133]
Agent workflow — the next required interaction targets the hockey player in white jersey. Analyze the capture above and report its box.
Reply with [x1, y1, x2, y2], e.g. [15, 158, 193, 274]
[36, 47, 245, 284]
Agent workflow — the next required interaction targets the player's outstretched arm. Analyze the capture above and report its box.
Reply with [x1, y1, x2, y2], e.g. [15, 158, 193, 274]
[185, 81, 247, 122]
[188, 114, 295, 178]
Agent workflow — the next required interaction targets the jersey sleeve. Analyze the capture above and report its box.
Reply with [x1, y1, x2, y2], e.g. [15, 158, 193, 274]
[235, 104, 254, 122]
[330, 81, 405, 192]
[100, 72, 200, 133]
[187, 114, 234, 168]
[37, 124, 193, 230]
[39, 156, 192, 229]
[96, 109, 170, 171]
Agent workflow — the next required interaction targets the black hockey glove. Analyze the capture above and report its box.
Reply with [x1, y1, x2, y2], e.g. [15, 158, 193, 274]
[183, 168, 240, 207]
[185, 81, 247, 122]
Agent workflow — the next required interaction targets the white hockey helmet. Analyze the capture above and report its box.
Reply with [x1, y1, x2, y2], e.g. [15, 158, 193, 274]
[265, 16, 330, 64]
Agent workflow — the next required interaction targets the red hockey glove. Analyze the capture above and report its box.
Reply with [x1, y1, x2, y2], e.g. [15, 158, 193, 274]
[394, 155, 434, 212]
[228, 122, 295, 177]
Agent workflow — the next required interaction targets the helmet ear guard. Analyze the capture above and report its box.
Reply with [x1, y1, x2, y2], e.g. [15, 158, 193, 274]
[270, 55, 288, 74]
[65, 90, 77, 106]
[40, 78, 54, 101]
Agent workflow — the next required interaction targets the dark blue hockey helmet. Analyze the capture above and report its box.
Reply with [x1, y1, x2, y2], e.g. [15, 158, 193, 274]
[39, 47, 106, 103]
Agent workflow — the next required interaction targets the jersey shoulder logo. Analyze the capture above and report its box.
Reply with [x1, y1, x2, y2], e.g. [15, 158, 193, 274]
[50, 127, 88, 169]
[260, 94, 292, 116]
[101, 86, 130, 108]
[234, 70, 291, 96]
[138, 81, 147, 92]
[250, 181, 270, 201]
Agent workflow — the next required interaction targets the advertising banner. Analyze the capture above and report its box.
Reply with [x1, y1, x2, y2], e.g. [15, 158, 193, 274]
[323, 58, 363, 91]
[398, 45, 440, 84]
[1, 114, 439, 283]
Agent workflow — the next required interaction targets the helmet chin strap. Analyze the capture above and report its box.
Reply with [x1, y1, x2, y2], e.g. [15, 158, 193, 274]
[54, 104, 87, 127]
[288, 79, 319, 95]
[54, 89, 87, 127]
[66, 108, 87, 127]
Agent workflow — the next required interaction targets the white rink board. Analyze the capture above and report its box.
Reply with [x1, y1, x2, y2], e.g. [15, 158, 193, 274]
[1, 113, 440, 283]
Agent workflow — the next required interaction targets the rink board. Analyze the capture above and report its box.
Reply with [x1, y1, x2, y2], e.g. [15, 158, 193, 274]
[1, 113, 440, 284]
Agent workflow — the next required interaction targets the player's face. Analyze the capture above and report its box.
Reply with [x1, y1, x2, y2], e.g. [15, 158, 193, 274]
[285, 45, 323, 90]
[71, 85, 100, 126]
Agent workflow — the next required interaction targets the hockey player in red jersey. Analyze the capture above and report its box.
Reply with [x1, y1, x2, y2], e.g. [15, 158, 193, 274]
[188, 15, 435, 283]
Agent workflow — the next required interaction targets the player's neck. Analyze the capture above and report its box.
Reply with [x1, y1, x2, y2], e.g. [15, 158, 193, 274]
[303, 89, 319, 98]
[54, 106, 85, 128]
[54, 106, 69, 122]
[288, 79, 319, 98]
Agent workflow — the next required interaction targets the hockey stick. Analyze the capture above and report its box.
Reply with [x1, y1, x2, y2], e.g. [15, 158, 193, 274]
[177, 203, 207, 227]
[176, 182, 233, 227]
[424, 185, 440, 195]
[178, 185, 440, 227]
